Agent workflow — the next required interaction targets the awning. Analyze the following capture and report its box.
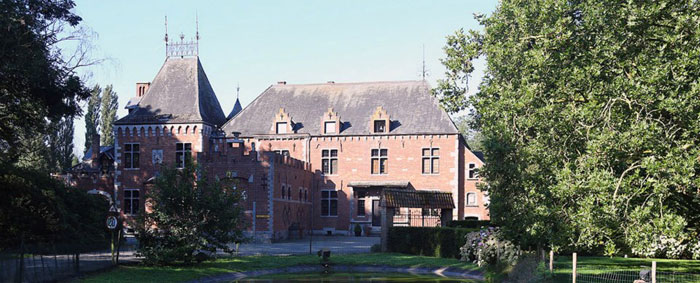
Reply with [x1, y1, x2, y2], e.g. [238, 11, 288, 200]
[347, 180, 411, 188]
[382, 188, 455, 209]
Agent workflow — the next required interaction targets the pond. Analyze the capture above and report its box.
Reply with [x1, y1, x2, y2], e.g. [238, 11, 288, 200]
[231, 272, 483, 282]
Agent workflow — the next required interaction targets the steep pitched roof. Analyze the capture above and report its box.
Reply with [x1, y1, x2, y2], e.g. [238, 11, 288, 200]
[226, 98, 243, 120]
[222, 80, 458, 136]
[115, 57, 226, 126]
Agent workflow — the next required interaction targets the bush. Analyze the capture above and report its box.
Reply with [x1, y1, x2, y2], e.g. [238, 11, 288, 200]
[460, 227, 520, 267]
[447, 220, 492, 229]
[134, 162, 245, 265]
[387, 226, 477, 259]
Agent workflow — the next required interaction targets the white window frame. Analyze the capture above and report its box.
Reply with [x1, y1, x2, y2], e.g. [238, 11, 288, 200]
[421, 147, 440, 175]
[468, 163, 479, 179]
[276, 122, 287, 134]
[123, 143, 140, 169]
[321, 149, 338, 175]
[124, 188, 140, 215]
[466, 192, 478, 207]
[176, 142, 192, 168]
[321, 189, 338, 217]
[371, 148, 388, 175]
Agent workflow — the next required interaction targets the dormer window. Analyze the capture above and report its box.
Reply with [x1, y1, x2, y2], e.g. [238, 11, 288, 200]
[324, 121, 336, 134]
[272, 108, 293, 134]
[373, 121, 386, 133]
[321, 108, 341, 134]
[370, 106, 390, 134]
[276, 122, 287, 134]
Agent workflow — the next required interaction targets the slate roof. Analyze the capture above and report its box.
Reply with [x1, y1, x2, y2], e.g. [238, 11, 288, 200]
[226, 98, 243, 120]
[115, 57, 226, 126]
[222, 81, 459, 136]
[382, 189, 455, 209]
[82, 146, 114, 161]
[473, 151, 485, 163]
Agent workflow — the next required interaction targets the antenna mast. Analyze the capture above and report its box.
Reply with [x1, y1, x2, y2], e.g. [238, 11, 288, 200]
[164, 15, 169, 55]
[236, 83, 240, 99]
[421, 44, 429, 81]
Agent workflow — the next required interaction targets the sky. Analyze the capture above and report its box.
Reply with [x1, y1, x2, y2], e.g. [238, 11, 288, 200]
[70, 0, 496, 157]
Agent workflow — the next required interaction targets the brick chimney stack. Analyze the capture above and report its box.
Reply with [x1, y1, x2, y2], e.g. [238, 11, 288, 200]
[91, 134, 100, 167]
[136, 82, 151, 97]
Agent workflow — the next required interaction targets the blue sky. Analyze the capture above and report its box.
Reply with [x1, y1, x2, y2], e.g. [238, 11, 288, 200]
[71, 0, 496, 156]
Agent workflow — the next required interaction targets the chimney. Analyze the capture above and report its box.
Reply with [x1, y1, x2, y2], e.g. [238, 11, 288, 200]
[277, 81, 287, 85]
[136, 82, 151, 97]
[91, 134, 100, 167]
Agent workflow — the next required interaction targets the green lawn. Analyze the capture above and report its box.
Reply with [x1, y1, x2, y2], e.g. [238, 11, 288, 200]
[547, 256, 700, 282]
[78, 253, 481, 282]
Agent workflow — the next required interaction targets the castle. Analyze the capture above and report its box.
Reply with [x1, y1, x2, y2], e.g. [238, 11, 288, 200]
[70, 38, 488, 241]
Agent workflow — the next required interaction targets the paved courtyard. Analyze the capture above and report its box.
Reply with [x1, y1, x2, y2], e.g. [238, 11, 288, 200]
[228, 236, 381, 256]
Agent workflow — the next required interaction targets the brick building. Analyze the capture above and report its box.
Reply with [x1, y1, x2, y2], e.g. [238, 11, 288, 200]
[110, 50, 487, 241]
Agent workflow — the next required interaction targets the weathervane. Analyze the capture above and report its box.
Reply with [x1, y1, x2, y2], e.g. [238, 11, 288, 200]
[421, 44, 430, 81]
[164, 15, 199, 58]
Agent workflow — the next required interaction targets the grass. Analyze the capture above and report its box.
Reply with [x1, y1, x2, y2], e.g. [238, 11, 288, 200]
[545, 255, 700, 282]
[77, 253, 481, 282]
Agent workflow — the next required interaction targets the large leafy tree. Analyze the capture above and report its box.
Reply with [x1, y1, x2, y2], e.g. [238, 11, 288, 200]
[134, 161, 245, 265]
[438, 0, 700, 258]
[0, 0, 90, 164]
[48, 116, 76, 173]
[84, 84, 101, 153]
[99, 84, 118, 146]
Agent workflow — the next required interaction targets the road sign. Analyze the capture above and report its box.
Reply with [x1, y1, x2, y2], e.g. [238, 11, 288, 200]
[106, 216, 118, 230]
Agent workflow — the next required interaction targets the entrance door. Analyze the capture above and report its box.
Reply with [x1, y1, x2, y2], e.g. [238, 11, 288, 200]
[372, 200, 381, 226]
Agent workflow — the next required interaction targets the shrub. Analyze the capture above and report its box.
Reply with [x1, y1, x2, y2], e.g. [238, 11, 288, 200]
[134, 161, 245, 265]
[387, 226, 477, 259]
[447, 220, 492, 229]
[460, 227, 520, 267]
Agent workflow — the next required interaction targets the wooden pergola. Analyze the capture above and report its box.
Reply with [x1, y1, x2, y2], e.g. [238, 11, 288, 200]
[379, 189, 455, 252]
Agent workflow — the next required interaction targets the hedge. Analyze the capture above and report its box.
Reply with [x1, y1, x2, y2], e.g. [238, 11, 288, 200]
[447, 220, 492, 229]
[387, 226, 478, 259]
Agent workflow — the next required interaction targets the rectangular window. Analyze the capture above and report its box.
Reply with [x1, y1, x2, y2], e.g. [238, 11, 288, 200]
[324, 121, 336, 134]
[468, 163, 479, 179]
[274, 150, 290, 156]
[371, 149, 388, 174]
[321, 149, 338, 175]
[321, 190, 338, 216]
[466, 192, 477, 206]
[276, 122, 287, 134]
[357, 199, 365, 216]
[124, 143, 140, 169]
[373, 120, 386, 133]
[422, 148, 440, 174]
[175, 143, 192, 168]
[124, 189, 140, 215]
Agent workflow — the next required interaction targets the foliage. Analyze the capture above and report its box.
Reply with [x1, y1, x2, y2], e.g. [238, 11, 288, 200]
[47, 116, 76, 173]
[0, 0, 90, 164]
[460, 227, 520, 267]
[99, 84, 118, 146]
[0, 163, 110, 252]
[354, 223, 362, 235]
[134, 161, 245, 265]
[454, 114, 485, 152]
[387, 226, 477, 259]
[84, 84, 101, 153]
[437, 0, 700, 257]
[79, 253, 481, 283]
[447, 220, 491, 229]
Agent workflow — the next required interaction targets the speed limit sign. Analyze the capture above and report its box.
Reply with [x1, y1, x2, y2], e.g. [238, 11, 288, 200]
[106, 216, 118, 230]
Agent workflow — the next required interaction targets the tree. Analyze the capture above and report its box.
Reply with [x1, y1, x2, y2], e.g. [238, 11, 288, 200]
[48, 117, 76, 173]
[438, 0, 700, 258]
[0, 0, 91, 165]
[454, 113, 484, 152]
[99, 84, 118, 146]
[84, 84, 101, 153]
[134, 161, 245, 265]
